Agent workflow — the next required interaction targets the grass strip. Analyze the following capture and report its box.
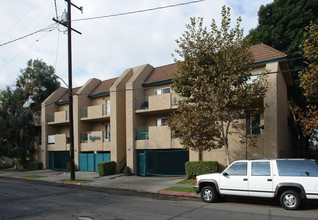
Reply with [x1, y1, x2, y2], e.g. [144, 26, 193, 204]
[60, 179, 93, 183]
[163, 187, 195, 193]
[23, 175, 46, 178]
[177, 178, 196, 185]
[5, 168, 31, 172]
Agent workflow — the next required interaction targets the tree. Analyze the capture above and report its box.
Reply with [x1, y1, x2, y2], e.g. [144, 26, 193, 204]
[298, 22, 318, 141]
[247, 0, 318, 58]
[16, 59, 60, 109]
[0, 59, 60, 168]
[246, 0, 318, 107]
[168, 6, 268, 166]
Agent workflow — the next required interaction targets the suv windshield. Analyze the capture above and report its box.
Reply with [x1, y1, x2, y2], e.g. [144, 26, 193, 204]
[277, 160, 318, 177]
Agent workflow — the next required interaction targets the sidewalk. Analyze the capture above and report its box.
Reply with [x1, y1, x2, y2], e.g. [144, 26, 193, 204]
[0, 169, 198, 198]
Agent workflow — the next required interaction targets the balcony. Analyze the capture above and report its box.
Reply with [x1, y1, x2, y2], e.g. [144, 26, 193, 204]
[47, 134, 70, 151]
[81, 104, 110, 121]
[135, 93, 179, 114]
[135, 126, 182, 149]
[80, 130, 111, 151]
[47, 111, 68, 125]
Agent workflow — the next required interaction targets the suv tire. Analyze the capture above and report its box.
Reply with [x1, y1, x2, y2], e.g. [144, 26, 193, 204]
[201, 186, 217, 203]
[280, 190, 301, 210]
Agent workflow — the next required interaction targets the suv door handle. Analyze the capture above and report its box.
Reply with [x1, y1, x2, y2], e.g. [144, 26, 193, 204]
[243, 178, 248, 181]
[267, 179, 272, 181]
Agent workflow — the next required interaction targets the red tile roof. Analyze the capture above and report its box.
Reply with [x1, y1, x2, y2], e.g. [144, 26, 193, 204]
[249, 43, 287, 64]
[89, 77, 118, 97]
[143, 43, 287, 85]
[143, 63, 178, 85]
[57, 86, 81, 103]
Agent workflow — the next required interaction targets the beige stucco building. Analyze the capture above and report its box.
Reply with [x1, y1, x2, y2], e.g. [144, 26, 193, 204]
[38, 43, 295, 175]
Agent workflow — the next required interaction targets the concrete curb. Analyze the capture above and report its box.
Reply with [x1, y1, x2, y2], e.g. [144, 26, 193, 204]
[19, 177, 35, 180]
[158, 190, 196, 197]
[55, 180, 84, 186]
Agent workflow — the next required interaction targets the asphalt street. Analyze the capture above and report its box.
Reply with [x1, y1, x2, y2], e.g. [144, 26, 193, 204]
[1, 177, 318, 220]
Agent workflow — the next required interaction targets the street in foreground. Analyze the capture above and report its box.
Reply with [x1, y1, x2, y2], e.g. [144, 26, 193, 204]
[0, 177, 318, 220]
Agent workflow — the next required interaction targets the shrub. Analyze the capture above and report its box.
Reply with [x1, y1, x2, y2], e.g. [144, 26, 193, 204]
[123, 166, 132, 176]
[26, 161, 43, 170]
[67, 162, 77, 172]
[98, 161, 116, 177]
[185, 161, 218, 179]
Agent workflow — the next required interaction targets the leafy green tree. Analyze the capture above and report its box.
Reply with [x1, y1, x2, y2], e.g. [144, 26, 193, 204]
[247, 0, 318, 58]
[298, 22, 318, 141]
[16, 59, 60, 109]
[246, 0, 318, 107]
[168, 6, 268, 166]
[0, 59, 60, 168]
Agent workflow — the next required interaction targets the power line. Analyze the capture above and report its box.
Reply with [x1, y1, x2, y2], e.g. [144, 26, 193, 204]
[72, 0, 205, 22]
[0, 0, 42, 40]
[0, 28, 57, 72]
[0, 24, 57, 47]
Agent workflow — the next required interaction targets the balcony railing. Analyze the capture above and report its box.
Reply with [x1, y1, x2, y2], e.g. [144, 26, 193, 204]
[80, 130, 111, 151]
[80, 104, 110, 120]
[136, 127, 149, 140]
[47, 111, 68, 124]
[47, 134, 69, 150]
[135, 126, 181, 149]
[135, 93, 180, 111]
[80, 130, 110, 143]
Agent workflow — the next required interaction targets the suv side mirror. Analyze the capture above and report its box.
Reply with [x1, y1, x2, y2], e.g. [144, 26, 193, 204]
[223, 172, 228, 176]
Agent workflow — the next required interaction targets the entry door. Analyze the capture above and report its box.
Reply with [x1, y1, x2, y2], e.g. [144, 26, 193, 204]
[219, 162, 249, 196]
[137, 151, 146, 176]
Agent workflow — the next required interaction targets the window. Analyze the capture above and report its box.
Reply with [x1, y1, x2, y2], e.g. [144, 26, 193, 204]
[252, 162, 270, 176]
[246, 111, 261, 134]
[277, 160, 318, 177]
[105, 124, 110, 142]
[155, 87, 170, 95]
[105, 99, 110, 115]
[247, 71, 260, 84]
[156, 118, 169, 126]
[225, 162, 247, 176]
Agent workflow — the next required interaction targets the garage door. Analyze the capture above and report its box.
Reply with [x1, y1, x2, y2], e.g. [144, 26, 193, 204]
[49, 151, 69, 170]
[79, 152, 110, 172]
[137, 150, 189, 176]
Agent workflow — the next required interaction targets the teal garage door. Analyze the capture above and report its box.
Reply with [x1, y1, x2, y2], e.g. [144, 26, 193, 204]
[137, 150, 189, 176]
[79, 152, 110, 172]
[49, 151, 69, 170]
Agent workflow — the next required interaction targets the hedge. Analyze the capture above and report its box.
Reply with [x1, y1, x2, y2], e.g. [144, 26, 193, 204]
[98, 161, 116, 177]
[26, 161, 43, 170]
[123, 166, 132, 176]
[185, 161, 218, 179]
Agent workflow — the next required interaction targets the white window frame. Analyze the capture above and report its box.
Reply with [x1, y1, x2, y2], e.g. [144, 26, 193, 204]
[105, 123, 110, 142]
[105, 99, 110, 115]
[156, 118, 169, 126]
[247, 71, 260, 84]
[48, 135, 55, 144]
[155, 87, 170, 95]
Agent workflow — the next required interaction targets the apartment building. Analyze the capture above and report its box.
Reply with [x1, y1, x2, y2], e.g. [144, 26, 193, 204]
[39, 43, 295, 175]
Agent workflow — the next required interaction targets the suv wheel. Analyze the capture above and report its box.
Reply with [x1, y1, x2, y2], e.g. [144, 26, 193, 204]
[280, 190, 301, 210]
[201, 186, 217, 203]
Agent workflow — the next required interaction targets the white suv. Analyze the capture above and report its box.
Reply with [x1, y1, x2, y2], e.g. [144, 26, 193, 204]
[194, 159, 318, 210]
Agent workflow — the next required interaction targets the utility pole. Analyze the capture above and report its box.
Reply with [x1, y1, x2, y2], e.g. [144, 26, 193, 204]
[53, 0, 82, 180]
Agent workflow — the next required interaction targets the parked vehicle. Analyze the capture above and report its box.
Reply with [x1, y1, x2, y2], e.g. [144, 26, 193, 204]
[194, 159, 318, 210]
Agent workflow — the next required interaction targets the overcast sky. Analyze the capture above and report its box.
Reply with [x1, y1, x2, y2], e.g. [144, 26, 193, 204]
[0, 0, 273, 90]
